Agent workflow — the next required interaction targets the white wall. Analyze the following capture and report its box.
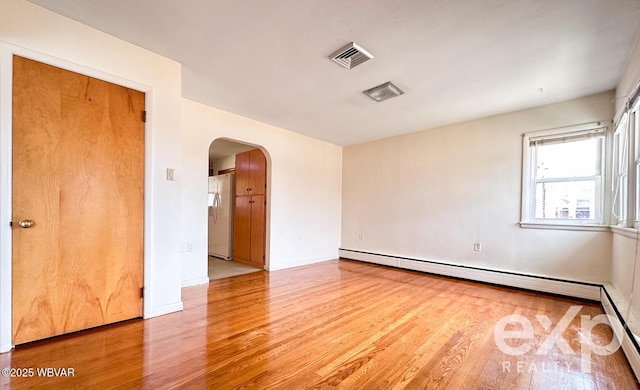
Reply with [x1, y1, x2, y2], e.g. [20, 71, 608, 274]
[610, 233, 640, 328]
[210, 155, 236, 176]
[615, 31, 640, 118]
[0, 0, 183, 351]
[180, 98, 342, 285]
[342, 91, 614, 283]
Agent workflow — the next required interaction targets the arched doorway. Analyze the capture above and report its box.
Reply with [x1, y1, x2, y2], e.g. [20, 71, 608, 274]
[207, 139, 269, 280]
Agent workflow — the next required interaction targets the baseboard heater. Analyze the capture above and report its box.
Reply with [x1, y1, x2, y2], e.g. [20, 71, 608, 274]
[339, 248, 601, 300]
[601, 287, 640, 380]
[338, 248, 640, 380]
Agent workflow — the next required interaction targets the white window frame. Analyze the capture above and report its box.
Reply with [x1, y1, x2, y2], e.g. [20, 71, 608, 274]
[631, 100, 640, 228]
[521, 122, 607, 230]
[613, 114, 630, 226]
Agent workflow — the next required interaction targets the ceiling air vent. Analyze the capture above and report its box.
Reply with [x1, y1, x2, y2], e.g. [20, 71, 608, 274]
[330, 42, 373, 69]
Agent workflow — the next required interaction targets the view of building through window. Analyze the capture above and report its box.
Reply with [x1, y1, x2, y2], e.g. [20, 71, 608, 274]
[535, 181, 595, 219]
[533, 137, 601, 220]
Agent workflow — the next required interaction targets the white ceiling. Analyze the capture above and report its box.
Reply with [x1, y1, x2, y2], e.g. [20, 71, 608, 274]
[209, 139, 256, 160]
[29, 0, 640, 146]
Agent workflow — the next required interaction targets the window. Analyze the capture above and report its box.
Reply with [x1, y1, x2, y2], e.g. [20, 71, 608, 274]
[633, 102, 640, 227]
[613, 85, 640, 231]
[522, 123, 606, 227]
[613, 114, 629, 225]
[612, 92, 640, 229]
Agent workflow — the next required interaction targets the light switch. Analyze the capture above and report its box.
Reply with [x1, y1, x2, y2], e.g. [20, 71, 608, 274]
[166, 168, 175, 181]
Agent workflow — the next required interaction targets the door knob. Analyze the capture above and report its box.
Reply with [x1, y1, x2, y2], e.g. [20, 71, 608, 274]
[18, 220, 34, 228]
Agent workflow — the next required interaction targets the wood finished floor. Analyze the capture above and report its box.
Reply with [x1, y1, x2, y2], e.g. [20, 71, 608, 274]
[0, 259, 638, 389]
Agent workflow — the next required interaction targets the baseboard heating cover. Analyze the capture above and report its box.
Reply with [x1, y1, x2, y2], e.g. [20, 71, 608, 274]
[338, 249, 601, 301]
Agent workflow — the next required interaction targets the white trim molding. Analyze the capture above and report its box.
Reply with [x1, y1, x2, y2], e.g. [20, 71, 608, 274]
[148, 301, 184, 318]
[610, 225, 640, 239]
[267, 254, 337, 272]
[182, 276, 211, 288]
[520, 222, 610, 232]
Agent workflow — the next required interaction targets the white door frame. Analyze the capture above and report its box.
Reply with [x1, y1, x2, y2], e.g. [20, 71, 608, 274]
[0, 42, 154, 352]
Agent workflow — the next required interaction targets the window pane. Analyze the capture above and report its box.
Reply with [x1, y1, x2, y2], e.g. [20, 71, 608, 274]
[636, 165, 640, 222]
[535, 138, 601, 179]
[535, 180, 596, 219]
[619, 174, 628, 222]
[618, 125, 628, 173]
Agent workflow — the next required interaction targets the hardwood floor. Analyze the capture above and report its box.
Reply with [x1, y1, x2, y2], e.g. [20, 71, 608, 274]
[0, 259, 638, 389]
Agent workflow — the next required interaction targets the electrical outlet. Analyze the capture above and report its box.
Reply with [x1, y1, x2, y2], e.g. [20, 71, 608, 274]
[473, 242, 481, 251]
[187, 242, 193, 252]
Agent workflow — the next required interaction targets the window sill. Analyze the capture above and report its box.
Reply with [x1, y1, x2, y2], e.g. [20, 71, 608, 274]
[519, 222, 610, 232]
[610, 225, 640, 239]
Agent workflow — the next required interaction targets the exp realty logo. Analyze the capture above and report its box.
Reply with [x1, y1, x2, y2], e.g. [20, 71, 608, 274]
[493, 306, 621, 373]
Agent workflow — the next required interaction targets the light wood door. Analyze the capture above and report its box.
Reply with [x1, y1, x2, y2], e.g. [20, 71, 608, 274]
[233, 195, 265, 268]
[12, 56, 144, 344]
[233, 196, 252, 263]
[235, 149, 266, 196]
[248, 149, 266, 195]
[235, 151, 250, 196]
[250, 195, 265, 265]
[233, 148, 266, 267]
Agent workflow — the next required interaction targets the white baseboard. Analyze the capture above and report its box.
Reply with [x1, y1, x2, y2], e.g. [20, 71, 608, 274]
[268, 255, 336, 271]
[601, 289, 640, 380]
[339, 249, 601, 301]
[181, 276, 210, 287]
[0, 342, 13, 353]
[147, 301, 184, 318]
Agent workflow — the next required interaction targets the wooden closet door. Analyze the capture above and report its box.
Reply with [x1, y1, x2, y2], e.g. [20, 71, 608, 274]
[12, 56, 144, 344]
[235, 151, 250, 196]
[249, 149, 266, 195]
[233, 148, 266, 267]
[233, 195, 252, 263]
[250, 195, 266, 265]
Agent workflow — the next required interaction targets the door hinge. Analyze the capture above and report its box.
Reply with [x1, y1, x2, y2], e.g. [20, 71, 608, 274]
[9, 221, 12, 227]
[142, 110, 147, 123]
[140, 287, 144, 298]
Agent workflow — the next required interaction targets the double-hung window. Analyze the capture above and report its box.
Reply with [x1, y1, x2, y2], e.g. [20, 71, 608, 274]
[522, 123, 606, 227]
[633, 101, 640, 227]
[612, 92, 640, 228]
[613, 114, 629, 225]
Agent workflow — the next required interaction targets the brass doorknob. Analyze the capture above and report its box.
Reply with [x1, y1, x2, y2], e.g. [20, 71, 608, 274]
[18, 220, 34, 228]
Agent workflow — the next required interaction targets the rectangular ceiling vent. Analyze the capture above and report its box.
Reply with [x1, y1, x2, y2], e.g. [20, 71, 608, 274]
[330, 42, 373, 69]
